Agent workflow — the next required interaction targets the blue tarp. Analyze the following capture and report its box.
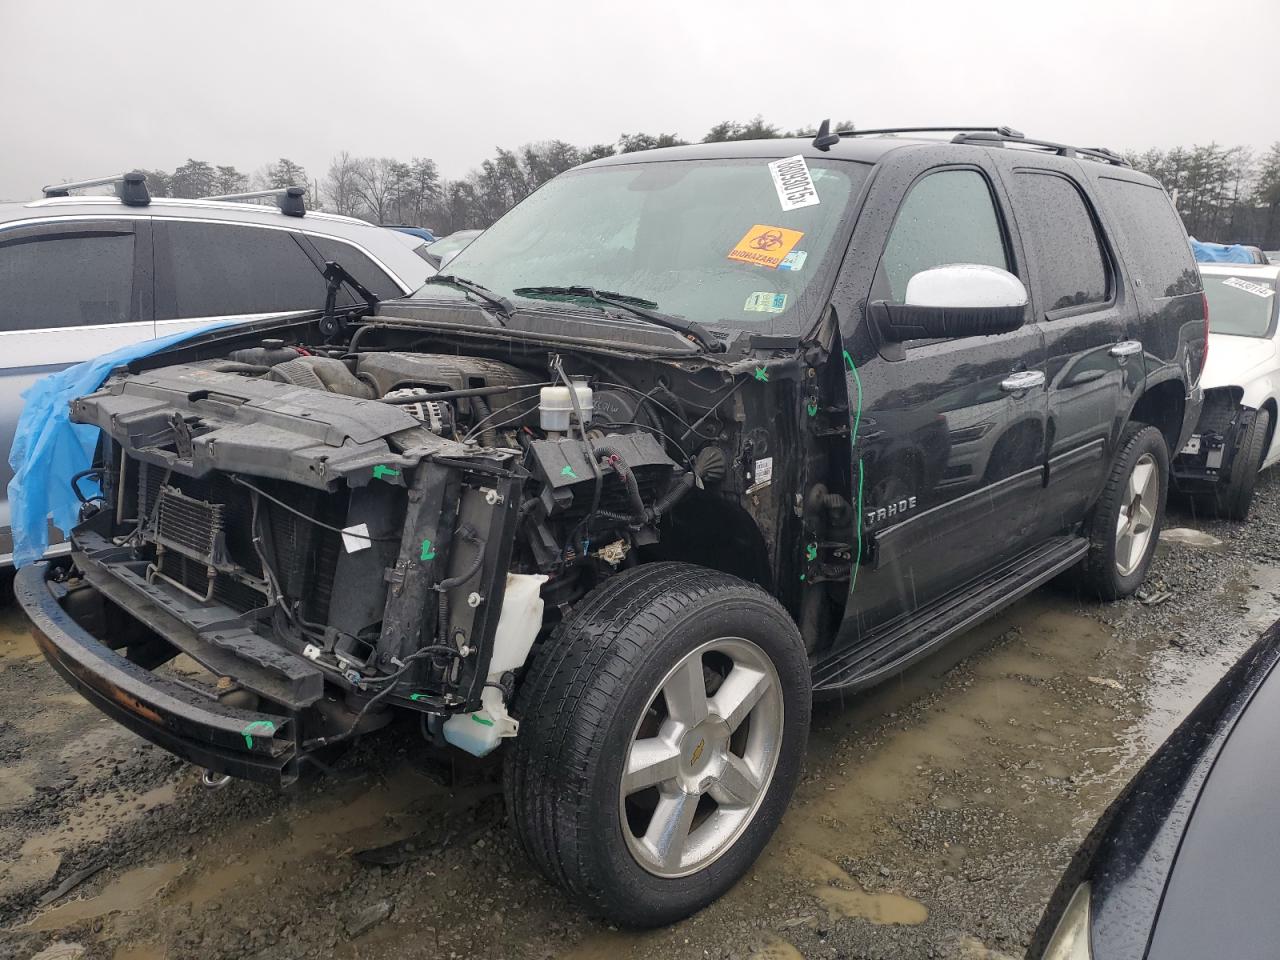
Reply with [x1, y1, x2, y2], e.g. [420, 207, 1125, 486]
[1190, 237, 1256, 264]
[7, 321, 241, 567]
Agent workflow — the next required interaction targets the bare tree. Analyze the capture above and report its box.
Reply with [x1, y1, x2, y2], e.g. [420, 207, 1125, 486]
[322, 151, 362, 216]
[352, 157, 403, 223]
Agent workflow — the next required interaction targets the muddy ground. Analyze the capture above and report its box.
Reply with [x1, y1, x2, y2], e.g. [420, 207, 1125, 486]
[3, 477, 1279, 960]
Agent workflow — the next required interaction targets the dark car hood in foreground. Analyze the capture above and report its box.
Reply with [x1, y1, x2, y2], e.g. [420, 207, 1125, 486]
[1143, 636, 1280, 957]
[1030, 623, 1280, 959]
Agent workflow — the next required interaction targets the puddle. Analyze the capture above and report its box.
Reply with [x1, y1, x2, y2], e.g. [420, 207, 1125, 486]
[173, 764, 443, 908]
[793, 848, 928, 925]
[813, 884, 929, 925]
[748, 935, 804, 959]
[2, 782, 178, 899]
[1160, 527, 1224, 548]
[112, 945, 166, 960]
[0, 608, 39, 662]
[26, 862, 184, 931]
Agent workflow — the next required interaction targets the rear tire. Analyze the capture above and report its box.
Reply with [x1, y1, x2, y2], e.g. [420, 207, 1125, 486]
[1213, 408, 1269, 522]
[504, 562, 810, 927]
[1078, 423, 1169, 600]
[0, 568, 13, 607]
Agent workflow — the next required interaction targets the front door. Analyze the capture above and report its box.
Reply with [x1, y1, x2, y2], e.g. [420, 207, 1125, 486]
[840, 162, 1048, 641]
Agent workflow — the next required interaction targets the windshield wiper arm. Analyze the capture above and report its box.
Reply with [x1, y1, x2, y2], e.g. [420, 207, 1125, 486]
[513, 286, 724, 353]
[421, 274, 513, 324]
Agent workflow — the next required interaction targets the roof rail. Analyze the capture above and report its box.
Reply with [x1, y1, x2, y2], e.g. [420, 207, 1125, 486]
[834, 125, 1025, 139]
[42, 171, 151, 206]
[950, 131, 1130, 166]
[200, 185, 307, 217]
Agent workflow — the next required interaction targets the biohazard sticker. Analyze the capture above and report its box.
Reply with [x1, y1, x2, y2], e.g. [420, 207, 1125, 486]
[1223, 276, 1276, 298]
[769, 155, 820, 211]
[728, 225, 804, 269]
[745, 292, 788, 313]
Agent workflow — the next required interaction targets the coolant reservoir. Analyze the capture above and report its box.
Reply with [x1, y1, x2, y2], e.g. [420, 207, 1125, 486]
[443, 572, 548, 757]
[539, 379, 593, 432]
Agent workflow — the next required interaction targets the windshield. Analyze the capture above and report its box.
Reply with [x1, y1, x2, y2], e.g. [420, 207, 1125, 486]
[409, 158, 867, 333]
[1203, 273, 1277, 338]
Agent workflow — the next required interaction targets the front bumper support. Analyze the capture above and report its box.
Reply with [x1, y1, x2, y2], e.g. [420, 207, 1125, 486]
[16, 562, 299, 786]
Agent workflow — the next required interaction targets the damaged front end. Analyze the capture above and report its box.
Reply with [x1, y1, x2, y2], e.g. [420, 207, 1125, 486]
[20, 340, 696, 785]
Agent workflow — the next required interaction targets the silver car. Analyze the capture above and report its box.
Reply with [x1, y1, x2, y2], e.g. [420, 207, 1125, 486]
[0, 178, 435, 586]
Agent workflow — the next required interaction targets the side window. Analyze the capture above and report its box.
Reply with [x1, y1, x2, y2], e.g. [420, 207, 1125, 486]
[878, 169, 1009, 302]
[159, 222, 326, 319]
[1013, 172, 1109, 312]
[1097, 178, 1200, 298]
[0, 230, 135, 331]
[308, 237, 404, 300]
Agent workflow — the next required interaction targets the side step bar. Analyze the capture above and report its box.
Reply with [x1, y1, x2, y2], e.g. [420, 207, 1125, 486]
[812, 535, 1089, 698]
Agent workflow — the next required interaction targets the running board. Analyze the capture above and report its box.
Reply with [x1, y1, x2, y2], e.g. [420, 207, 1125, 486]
[811, 535, 1089, 698]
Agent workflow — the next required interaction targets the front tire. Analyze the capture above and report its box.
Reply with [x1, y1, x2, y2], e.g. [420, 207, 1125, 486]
[1079, 423, 1169, 600]
[1213, 407, 1269, 521]
[504, 562, 810, 927]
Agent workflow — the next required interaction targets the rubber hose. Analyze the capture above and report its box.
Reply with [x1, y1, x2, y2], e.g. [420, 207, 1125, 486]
[471, 395, 498, 448]
[593, 445, 647, 520]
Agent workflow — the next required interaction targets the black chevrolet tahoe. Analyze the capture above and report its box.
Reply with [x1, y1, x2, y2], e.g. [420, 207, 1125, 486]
[15, 125, 1205, 926]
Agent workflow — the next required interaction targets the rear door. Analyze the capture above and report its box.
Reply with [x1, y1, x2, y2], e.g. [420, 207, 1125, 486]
[993, 160, 1143, 530]
[0, 218, 153, 556]
[153, 220, 334, 337]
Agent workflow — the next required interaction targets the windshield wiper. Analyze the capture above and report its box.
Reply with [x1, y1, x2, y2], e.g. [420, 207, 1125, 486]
[421, 274, 513, 325]
[513, 285, 723, 353]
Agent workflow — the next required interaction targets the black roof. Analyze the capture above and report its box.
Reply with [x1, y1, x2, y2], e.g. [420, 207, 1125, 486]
[582, 135, 918, 168]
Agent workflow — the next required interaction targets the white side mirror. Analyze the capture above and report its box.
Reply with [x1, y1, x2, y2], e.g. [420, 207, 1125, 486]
[874, 263, 1028, 342]
[904, 263, 1029, 309]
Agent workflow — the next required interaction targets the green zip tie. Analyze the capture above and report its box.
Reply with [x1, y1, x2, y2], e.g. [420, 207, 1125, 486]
[560, 464, 578, 479]
[754, 366, 769, 382]
[471, 714, 495, 727]
[806, 543, 818, 563]
[420, 539, 436, 561]
[372, 465, 399, 481]
[241, 720, 275, 749]
[409, 693, 428, 702]
[844, 349, 865, 595]
[807, 401, 819, 417]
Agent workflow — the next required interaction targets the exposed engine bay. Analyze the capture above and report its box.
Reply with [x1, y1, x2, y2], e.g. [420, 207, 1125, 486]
[45, 318, 848, 782]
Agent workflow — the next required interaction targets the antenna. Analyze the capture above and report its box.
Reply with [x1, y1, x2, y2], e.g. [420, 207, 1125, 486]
[811, 119, 842, 152]
[43, 171, 151, 206]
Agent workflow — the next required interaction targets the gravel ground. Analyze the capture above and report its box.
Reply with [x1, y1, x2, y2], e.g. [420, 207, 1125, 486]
[2, 475, 1278, 960]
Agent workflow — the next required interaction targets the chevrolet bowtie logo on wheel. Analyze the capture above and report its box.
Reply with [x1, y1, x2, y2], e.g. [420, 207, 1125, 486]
[690, 738, 706, 765]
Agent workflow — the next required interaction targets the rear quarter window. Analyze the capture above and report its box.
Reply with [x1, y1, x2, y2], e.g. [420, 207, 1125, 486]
[1097, 178, 1200, 299]
[308, 237, 404, 300]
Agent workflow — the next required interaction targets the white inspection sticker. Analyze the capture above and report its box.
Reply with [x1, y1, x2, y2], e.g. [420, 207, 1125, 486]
[341, 522, 372, 553]
[1222, 276, 1276, 298]
[768, 155, 820, 211]
[754, 456, 774, 485]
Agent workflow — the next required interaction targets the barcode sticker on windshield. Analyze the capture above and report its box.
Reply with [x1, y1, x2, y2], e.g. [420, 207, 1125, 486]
[1223, 276, 1276, 298]
[769, 155, 820, 211]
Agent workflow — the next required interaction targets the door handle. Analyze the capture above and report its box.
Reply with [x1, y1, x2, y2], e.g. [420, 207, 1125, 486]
[1110, 340, 1143, 357]
[1000, 370, 1046, 392]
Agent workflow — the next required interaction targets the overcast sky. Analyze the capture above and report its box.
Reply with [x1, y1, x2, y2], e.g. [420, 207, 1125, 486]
[2, 0, 1276, 202]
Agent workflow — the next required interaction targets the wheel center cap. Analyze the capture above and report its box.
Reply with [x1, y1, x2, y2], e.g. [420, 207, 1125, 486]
[681, 720, 730, 781]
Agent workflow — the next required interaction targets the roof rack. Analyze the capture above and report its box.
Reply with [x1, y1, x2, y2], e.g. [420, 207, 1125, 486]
[840, 125, 1025, 139]
[950, 130, 1130, 166]
[42, 171, 150, 206]
[808, 122, 1129, 166]
[200, 185, 307, 217]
